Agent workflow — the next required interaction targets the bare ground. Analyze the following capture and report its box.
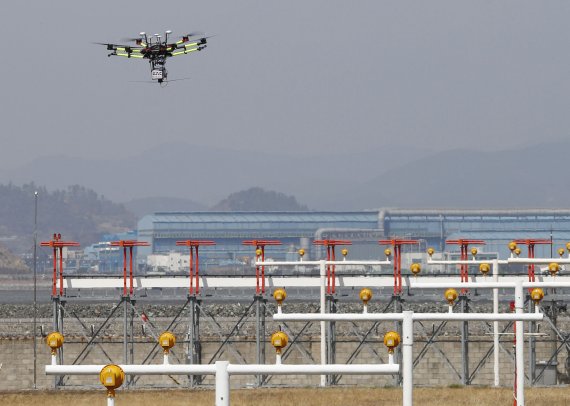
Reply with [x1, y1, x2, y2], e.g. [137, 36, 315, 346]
[1, 387, 569, 405]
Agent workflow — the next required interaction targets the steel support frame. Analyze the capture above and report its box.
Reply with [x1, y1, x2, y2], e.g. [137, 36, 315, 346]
[187, 295, 202, 387]
[325, 294, 337, 385]
[51, 274, 570, 392]
[255, 294, 267, 386]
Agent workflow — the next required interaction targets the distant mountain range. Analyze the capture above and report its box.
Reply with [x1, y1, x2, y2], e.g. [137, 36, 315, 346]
[124, 196, 207, 218]
[0, 141, 430, 209]
[1, 140, 569, 211]
[211, 187, 308, 211]
[0, 183, 135, 254]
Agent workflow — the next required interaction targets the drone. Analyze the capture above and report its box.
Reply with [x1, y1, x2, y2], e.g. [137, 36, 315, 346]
[98, 31, 208, 84]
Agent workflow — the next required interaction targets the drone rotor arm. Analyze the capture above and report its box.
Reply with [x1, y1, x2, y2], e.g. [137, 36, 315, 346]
[115, 52, 144, 59]
[173, 37, 207, 50]
[170, 45, 206, 57]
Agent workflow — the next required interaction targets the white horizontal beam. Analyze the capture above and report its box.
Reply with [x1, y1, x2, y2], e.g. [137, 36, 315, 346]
[427, 260, 508, 265]
[255, 260, 391, 266]
[46, 363, 398, 376]
[508, 258, 570, 265]
[273, 313, 543, 322]
[46, 364, 217, 375]
[227, 364, 399, 375]
[410, 281, 570, 290]
[62, 275, 570, 290]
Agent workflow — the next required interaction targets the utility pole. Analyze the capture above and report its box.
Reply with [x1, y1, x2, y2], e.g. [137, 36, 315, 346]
[33, 191, 38, 389]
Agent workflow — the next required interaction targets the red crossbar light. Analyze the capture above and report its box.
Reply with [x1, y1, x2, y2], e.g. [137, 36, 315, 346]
[40, 234, 80, 297]
[40, 241, 80, 247]
[446, 239, 486, 245]
[243, 240, 282, 295]
[378, 239, 419, 245]
[242, 240, 282, 246]
[512, 239, 551, 245]
[177, 240, 216, 295]
[176, 240, 216, 246]
[110, 240, 150, 247]
[313, 239, 352, 246]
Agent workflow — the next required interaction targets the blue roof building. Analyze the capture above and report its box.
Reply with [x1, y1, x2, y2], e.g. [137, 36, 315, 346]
[137, 209, 570, 262]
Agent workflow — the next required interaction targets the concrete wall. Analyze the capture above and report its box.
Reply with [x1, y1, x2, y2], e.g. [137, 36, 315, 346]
[0, 332, 566, 390]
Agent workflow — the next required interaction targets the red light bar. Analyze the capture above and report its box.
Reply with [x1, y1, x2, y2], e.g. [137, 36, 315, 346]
[313, 239, 352, 246]
[513, 239, 551, 245]
[446, 239, 486, 245]
[242, 240, 282, 246]
[176, 240, 216, 246]
[378, 239, 419, 245]
[110, 240, 150, 247]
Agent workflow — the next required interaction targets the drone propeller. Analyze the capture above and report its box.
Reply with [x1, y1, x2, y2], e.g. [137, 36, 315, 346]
[179, 32, 207, 42]
[129, 77, 192, 85]
[182, 31, 204, 38]
[121, 37, 142, 42]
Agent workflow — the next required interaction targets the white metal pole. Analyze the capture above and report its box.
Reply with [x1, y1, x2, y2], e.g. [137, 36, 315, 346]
[107, 397, 115, 406]
[274, 313, 541, 322]
[388, 353, 394, 365]
[163, 353, 169, 365]
[226, 364, 399, 375]
[215, 361, 230, 406]
[515, 281, 525, 406]
[276, 353, 282, 365]
[492, 259, 500, 387]
[51, 354, 57, 366]
[402, 311, 413, 406]
[319, 260, 326, 387]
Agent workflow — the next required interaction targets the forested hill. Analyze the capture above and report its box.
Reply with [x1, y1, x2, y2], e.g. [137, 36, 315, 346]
[211, 187, 309, 211]
[0, 183, 136, 254]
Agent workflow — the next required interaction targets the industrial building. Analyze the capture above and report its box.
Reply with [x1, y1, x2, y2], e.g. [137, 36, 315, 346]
[137, 209, 570, 265]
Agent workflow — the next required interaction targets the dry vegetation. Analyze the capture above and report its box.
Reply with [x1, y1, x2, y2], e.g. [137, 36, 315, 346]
[1, 387, 569, 406]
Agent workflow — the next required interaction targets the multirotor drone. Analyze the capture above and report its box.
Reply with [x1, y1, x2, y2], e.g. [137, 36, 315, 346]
[97, 31, 208, 84]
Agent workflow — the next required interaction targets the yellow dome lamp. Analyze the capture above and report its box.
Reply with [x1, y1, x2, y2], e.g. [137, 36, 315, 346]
[383, 331, 401, 364]
[273, 288, 287, 314]
[530, 288, 544, 312]
[548, 262, 560, 277]
[470, 247, 478, 259]
[298, 248, 305, 261]
[100, 364, 125, 404]
[566, 242, 570, 253]
[255, 248, 263, 258]
[444, 288, 458, 313]
[159, 331, 176, 364]
[271, 330, 289, 364]
[410, 263, 421, 278]
[426, 247, 435, 258]
[46, 331, 64, 365]
[558, 248, 566, 258]
[508, 241, 517, 258]
[384, 248, 392, 260]
[341, 248, 349, 261]
[359, 288, 373, 313]
[514, 248, 522, 257]
[479, 263, 491, 278]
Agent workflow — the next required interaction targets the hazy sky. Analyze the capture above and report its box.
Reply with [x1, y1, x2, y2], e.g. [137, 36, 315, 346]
[0, 1, 569, 169]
